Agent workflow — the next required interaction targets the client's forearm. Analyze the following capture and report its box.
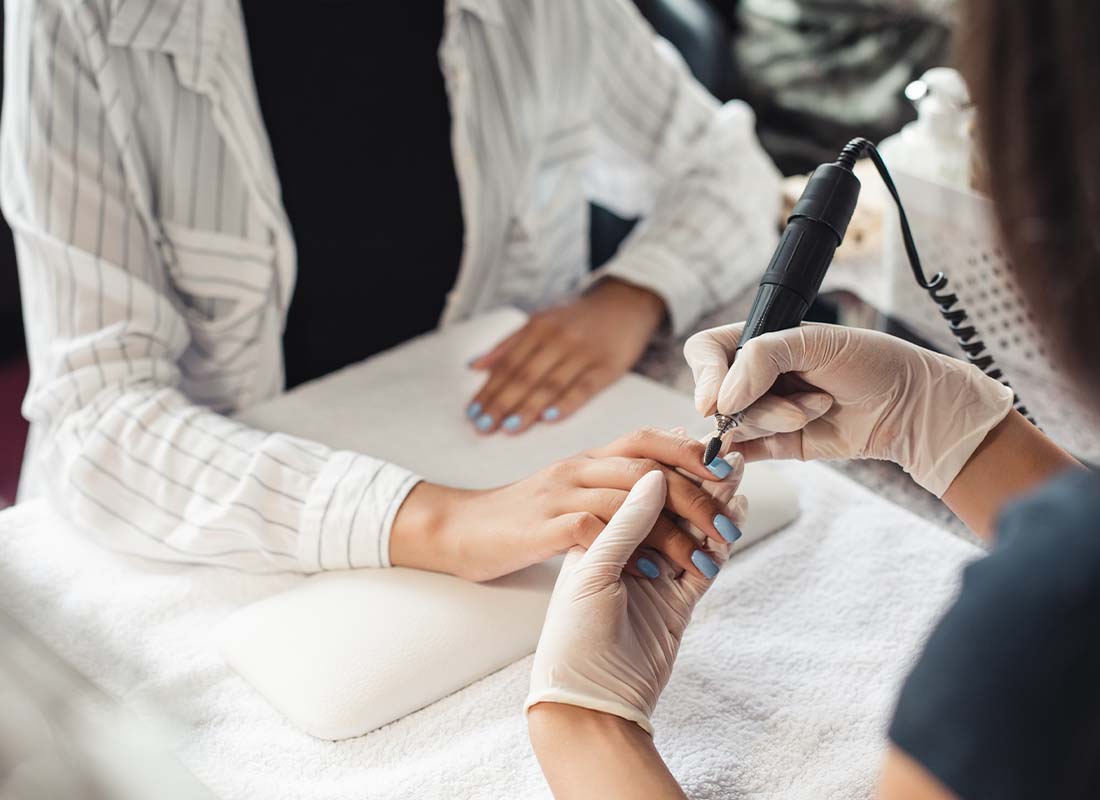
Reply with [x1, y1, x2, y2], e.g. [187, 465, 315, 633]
[528, 703, 688, 800]
[942, 410, 1082, 541]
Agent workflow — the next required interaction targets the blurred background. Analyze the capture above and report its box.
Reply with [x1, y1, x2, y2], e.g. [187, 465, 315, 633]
[0, 0, 954, 508]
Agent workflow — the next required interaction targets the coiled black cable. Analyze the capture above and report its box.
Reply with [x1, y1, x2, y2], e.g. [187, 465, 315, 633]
[839, 137, 1036, 425]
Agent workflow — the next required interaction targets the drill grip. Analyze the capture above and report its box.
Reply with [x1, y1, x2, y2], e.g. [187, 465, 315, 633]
[737, 162, 860, 351]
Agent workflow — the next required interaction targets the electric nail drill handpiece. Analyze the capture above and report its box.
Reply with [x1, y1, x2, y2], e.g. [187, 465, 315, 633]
[702, 152, 863, 466]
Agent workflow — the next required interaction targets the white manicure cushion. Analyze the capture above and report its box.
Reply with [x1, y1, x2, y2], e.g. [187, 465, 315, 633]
[216, 560, 561, 740]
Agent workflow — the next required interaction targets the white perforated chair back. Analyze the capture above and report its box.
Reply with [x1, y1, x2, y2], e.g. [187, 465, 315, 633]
[882, 172, 1100, 461]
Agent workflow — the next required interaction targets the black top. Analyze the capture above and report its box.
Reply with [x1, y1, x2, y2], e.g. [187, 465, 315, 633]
[890, 468, 1100, 799]
[242, 2, 464, 388]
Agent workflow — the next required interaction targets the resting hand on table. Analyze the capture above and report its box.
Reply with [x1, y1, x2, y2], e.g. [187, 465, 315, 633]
[390, 428, 745, 582]
[466, 279, 665, 434]
[684, 322, 1015, 497]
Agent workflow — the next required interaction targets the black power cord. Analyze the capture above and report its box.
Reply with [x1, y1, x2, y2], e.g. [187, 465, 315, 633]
[841, 137, 1036, 425]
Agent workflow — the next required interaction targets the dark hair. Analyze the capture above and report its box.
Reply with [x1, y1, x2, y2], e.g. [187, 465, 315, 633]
[959, 1, 1100, 392]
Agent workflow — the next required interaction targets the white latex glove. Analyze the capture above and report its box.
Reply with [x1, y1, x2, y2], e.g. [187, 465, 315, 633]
[683, 322, 1015, 497]
[525, 470, 737, 735]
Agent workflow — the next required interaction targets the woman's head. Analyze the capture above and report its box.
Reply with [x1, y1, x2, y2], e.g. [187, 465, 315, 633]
[959, 0, 1100, 393]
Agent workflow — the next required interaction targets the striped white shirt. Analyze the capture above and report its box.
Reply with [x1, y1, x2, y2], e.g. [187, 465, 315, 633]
[0, 0, 781, 573]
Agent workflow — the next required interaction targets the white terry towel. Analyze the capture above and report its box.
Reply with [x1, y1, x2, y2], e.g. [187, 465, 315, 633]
[0, 459, 979, 799]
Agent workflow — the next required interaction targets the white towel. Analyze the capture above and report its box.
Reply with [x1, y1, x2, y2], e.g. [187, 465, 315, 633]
[0, 460, 979, 799]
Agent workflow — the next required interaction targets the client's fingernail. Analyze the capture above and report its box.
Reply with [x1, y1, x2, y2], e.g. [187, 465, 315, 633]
[705, 456, 733, 480]
[503, 414, 522, 431]
[691, 550, 720, 579]
[637, 558, 660, 579]
[542, 407, 560, 422]
[466, 402, 482, 420]
[713, 514, 742, 543]
[475, 413, 494, 431]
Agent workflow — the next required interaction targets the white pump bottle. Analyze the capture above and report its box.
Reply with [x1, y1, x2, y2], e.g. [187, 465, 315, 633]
[877, 67, 973, 190]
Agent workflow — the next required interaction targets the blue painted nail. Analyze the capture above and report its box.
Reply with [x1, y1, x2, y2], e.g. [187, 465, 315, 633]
[691, 550, 719, 579]
[466, 402, 482, 420]
[542, 406, 560, 422]
[705, 456, 732, 480]
[637, 558, 660, 579]
[713, 514, 742, 543]
[503, 414, 522, 431]
[475, 413, 494, 431]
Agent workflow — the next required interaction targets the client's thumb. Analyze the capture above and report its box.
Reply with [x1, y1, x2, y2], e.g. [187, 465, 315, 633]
[581, 471, 666, 577]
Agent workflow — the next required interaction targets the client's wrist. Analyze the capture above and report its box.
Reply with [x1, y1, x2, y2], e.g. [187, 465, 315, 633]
[586, 277, 667, 333]
[389, 481, 476, 575]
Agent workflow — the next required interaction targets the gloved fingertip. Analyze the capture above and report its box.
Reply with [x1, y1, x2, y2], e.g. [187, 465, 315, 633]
[727, 493, 749, 528]
[629, 469, 666, 502]
[744, 401, 810, 434]
[715, 369, 751, 419]
[694, 380, 719, 416]
[799, 392, 834, 417]
[581, 471, 667, 571]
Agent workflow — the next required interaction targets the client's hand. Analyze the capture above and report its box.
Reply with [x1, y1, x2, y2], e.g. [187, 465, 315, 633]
[390, 428, 745, 582]
[465, 279, 665, 434]
[684, 322, 1015, 496]
[525, 470, 730, 735]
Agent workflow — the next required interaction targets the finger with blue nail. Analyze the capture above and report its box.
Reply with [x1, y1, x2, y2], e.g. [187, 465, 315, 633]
[567, 455, 745, 580]
[465, 333, 580, 434]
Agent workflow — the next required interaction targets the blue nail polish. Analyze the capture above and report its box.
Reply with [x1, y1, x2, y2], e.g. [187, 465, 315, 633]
[691, 550, 719, 579]
[475, 413, 494, 431]
[713, 514, 742, 543]
[542, 406, 560, 422]
[637, 557, 660, 579]
[466, 402, 482, 420]
[503, 414, 522, 431]
[705, 456, 732, 480]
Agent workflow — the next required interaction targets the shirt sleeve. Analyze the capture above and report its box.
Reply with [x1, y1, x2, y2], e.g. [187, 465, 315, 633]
[888, 471, 1100, 799]
[581, 0, 783, 335]
[0, 2, 418, 574]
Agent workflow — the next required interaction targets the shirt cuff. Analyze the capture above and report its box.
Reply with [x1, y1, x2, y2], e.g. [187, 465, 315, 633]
[586, 242, 708, 336]
[299, 452, 421, 571]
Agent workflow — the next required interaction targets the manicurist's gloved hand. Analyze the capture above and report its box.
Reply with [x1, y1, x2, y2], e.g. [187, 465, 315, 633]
[684, 322, 1016, 497]
[525, 470, 735, 735]
[465, 278, 666, 434]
